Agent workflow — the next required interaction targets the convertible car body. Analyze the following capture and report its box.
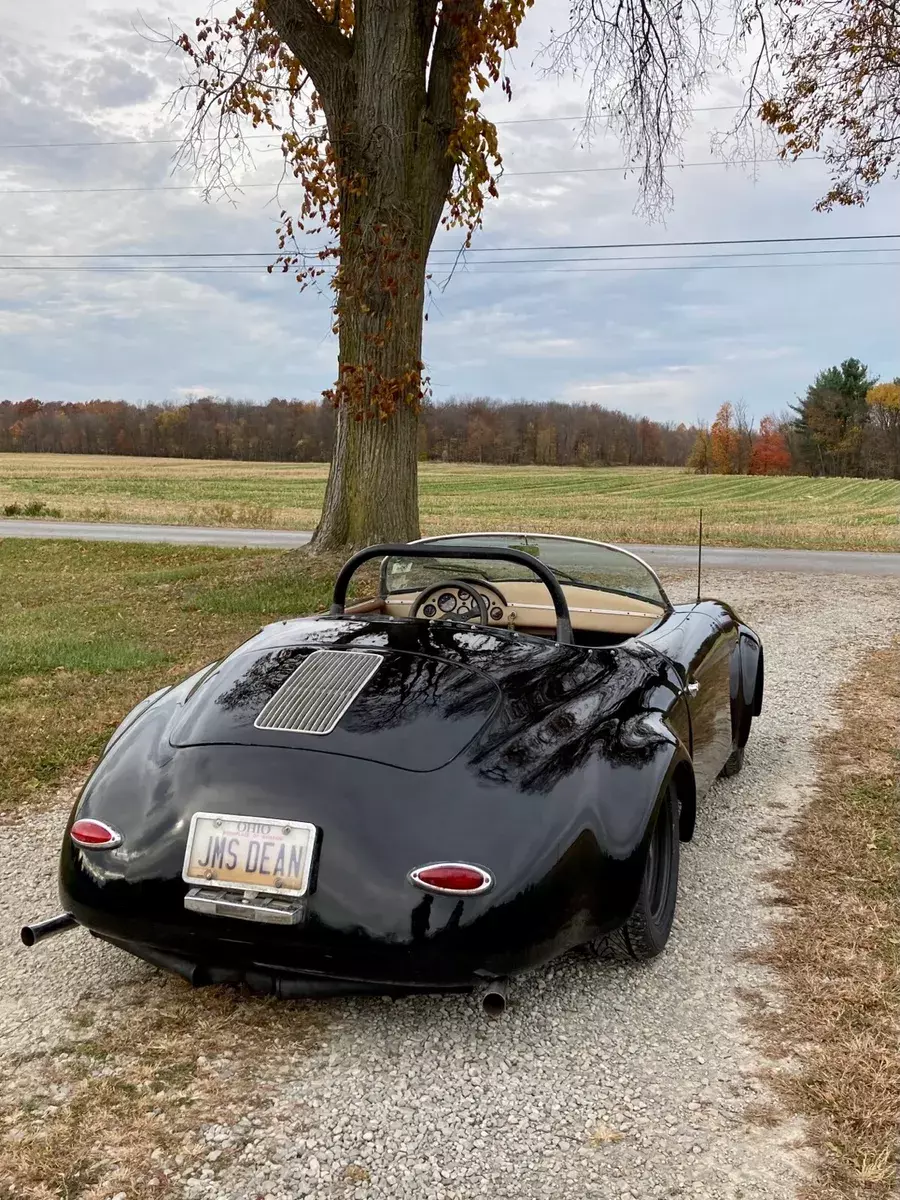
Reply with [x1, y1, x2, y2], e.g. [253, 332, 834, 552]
[25, 533, 763, 1008]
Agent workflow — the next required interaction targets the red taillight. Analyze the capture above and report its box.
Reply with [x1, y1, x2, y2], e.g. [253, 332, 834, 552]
[70, 819, 122, 850]
[409, 863, 493, 896]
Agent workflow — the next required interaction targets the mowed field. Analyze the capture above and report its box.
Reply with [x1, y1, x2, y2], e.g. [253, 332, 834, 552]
[2, 453, 899, 550]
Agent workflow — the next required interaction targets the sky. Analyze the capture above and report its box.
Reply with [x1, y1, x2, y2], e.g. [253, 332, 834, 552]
[1, 0, 898, 425]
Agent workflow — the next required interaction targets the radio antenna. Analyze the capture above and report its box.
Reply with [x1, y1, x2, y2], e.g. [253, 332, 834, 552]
[696, 508, 703, 603]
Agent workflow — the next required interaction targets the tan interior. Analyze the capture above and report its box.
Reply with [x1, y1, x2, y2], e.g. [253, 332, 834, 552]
[362, 581, 664, 637]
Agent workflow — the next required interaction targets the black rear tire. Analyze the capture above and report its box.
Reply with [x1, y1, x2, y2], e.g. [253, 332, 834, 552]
[592, 783, 680, 962]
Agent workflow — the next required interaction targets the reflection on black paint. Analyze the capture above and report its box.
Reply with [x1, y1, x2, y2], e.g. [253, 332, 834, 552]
[410, 894, 433, 941]
[193, 615, 682, 788]
[445, 899, 465, 934]
[216, 648, 310, 713]
[471, 645, 674, 793]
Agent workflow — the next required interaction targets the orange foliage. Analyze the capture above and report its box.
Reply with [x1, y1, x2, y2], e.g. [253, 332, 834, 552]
[757, 0, 900, 210]
[709, 402, 740, 474]
[749, 416, 792, 475]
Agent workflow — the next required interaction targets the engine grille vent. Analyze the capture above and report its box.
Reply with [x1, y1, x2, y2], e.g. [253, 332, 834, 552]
[254, 649, 383, 736]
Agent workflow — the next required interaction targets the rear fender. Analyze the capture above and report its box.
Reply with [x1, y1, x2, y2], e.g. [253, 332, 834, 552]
[577, 725, 693, 928]
[592, 715, 693, 849]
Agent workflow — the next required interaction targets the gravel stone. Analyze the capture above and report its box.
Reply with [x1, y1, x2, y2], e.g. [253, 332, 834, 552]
[2, 569, 898, 1199]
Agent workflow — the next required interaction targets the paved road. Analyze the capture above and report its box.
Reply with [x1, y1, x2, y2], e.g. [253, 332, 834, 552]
[1, 518, 898, 575]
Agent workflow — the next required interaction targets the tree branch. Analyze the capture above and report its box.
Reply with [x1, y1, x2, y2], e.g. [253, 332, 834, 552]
[426, 1, 475, 131]
[266, 0, 353, 103]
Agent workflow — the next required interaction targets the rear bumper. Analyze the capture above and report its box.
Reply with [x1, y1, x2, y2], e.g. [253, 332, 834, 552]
[99, 934, 485, 997]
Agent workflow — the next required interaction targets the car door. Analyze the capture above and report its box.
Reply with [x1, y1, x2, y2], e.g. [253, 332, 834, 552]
[640, 604, 738, 797]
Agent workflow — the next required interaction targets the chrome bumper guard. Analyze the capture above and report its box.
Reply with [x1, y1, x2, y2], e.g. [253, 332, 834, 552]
[184, 885, 305, 925]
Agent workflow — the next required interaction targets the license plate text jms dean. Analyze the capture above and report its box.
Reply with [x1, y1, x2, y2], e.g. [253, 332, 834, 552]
[182, 814, 316, 898]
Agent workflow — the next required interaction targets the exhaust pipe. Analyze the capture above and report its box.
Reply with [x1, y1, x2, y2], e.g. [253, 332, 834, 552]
[478, 979, 509, 1018]
[21, 912, 78, 947]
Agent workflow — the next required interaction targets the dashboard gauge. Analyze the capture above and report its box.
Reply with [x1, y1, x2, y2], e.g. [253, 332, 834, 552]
[438, 592, 456, 612]
[422, 603, 437, 617]
[490, 607, 503, 621]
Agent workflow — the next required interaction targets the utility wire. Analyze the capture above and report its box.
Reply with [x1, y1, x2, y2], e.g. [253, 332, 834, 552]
[5, 247, 900, 267]
[431, 260, 900, 275]
[4, 259, 900, 275]
[3, 233, 899, 259]
[0, 106, 744, 151]
[440, 246, 900, 265]
[0, 156, 822, 196]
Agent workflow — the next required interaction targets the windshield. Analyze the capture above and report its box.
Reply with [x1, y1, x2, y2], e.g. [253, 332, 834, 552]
[382, 534, 668, 607]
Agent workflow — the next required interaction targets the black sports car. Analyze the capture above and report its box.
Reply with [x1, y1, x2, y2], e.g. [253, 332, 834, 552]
[25, 533, 763, 1012]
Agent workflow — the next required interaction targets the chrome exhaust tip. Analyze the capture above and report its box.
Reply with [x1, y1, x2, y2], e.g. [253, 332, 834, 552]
[479, 980, 508, 1018]
[21, 913, 78, 947]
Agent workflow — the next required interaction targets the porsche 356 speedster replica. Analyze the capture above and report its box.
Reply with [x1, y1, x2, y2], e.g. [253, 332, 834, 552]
[24, 533, 763, 1011]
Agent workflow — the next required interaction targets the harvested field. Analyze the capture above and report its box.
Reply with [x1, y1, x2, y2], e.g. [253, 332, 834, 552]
[2, 454, 898, 551]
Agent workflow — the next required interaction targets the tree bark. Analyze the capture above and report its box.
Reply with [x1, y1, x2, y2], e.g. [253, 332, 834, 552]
[312, 264, 425, 548]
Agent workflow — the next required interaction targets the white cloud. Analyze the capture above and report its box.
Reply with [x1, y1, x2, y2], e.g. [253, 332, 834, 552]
[562, 366, 719, 420]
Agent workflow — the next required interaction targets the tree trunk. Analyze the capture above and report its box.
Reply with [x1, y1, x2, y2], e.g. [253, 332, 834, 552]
[312, 303, 423, 550]
[310, 215, 427, 551]
[301, 0, 459, 554]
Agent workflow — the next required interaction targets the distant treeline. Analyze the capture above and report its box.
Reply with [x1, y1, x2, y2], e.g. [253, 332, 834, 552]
[0, 396, 697, 467]
[4, 364, 898, 478]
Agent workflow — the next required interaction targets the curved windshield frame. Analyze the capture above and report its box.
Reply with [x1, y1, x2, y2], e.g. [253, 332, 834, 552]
[381, 532, 670, 609]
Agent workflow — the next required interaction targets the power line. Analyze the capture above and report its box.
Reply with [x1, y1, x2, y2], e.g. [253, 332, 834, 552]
[504, 156, 818, 177]
[437, 260, 900, 275]
[436, 233, 900, 253]
[3, 233, 899, 260]
[4, 258, 900, 275]
[0, 155, 821, 196]
[440, 246, 900, 265]
[5, 246, 900, 268]
[0, 105, 744, 151]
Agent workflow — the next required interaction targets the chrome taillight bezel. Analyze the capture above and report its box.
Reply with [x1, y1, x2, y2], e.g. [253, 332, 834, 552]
[70, 819, 123, 850]
[408, 862, 494, 896]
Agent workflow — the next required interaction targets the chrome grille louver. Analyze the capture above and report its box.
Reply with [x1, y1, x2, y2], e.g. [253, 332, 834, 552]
[254, 649, 383, 736]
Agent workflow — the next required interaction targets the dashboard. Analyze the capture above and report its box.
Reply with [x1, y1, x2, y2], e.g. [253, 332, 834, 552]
[382, 579, 664, 637]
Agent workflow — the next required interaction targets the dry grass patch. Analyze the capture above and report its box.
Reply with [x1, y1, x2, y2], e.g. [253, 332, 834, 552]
[748, 643, 900, 1199]
[2, 454, 898, 551]
[0, 975, 331, 1200]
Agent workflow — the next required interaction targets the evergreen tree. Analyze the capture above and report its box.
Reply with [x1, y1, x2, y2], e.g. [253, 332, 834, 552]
[791, 359, 875, 476]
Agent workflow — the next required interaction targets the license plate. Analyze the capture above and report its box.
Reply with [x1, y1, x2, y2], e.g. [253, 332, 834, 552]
[182, 812, 317, 898]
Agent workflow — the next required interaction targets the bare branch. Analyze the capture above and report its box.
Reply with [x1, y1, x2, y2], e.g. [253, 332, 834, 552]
[543, 0, 720, 217]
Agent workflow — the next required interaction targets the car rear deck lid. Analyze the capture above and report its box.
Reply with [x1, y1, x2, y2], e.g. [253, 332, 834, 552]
[254, 649, 382, 736]
[169, 641, 503, 772]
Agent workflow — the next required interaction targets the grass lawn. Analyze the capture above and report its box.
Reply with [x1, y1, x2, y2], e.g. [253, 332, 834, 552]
[2, 454, 899, 551]
[0, 540, 341, 814]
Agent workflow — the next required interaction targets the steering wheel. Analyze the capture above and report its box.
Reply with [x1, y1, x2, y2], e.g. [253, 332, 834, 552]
[411, 579, 490, 625]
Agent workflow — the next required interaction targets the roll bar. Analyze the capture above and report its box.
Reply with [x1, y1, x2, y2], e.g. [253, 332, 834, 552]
[330, 543, 574, 645]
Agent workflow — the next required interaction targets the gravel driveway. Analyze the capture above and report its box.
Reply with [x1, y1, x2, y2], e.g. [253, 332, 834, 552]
[3, 569, 898, 1200]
